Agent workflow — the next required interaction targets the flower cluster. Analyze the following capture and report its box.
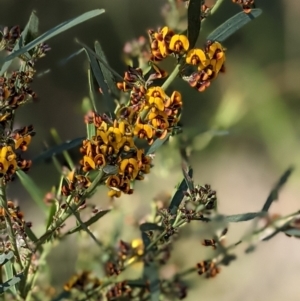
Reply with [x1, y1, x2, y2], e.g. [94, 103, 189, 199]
[105, 238, 144, 276]
[148, 26, 226, 92]
[184, 41, 225, 92]
[64, 271, 101, 292]
[196, 260, 221, 278]
[0, 25, 21, 51]
[0, 71, 37, 182]
[77, 65, 183, 198]
[149, 26, 189, 61]
[232, 0, 255, 13]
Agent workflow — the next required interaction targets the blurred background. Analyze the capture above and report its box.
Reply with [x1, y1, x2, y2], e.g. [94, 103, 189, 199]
[1, 0, 300, 300]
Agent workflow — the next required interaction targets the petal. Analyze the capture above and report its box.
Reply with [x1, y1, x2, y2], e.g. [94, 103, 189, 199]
[97, 131, 108, 144]
[143, 124, 154, 138]
[83, 155, 96, 169]
[120, 159, 129, 172]
[129, 158, 139, 179]
[151, 97, 165, 111]
[107, 189, 121, 198]
[179, 35, 189, 51]
[158, 41, 168, 57]
[161, 26, 170, 38]
[169, 34, 180, 50]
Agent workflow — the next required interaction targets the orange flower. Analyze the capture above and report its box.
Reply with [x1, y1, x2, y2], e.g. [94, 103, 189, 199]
[186, 48, 209, 69]
[0, 146, 17, 174]
[146, 86, 167, 111]
[154, 26, 174, 58]
[169, 34, 189, 53]
[119, 158, 139, 180]
[134, 117, 154, 144]
[205, 41, 225, 60]
[82, 155, 96, 171]
[210, 58, 225, 77]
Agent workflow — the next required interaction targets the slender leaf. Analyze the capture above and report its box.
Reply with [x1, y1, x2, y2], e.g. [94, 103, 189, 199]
[1, 9, 105, 64]
[141, 231, 151, 250]
[0, 273, 23, 294]
[66, 209, 111, 235]
[282, 228, 300, 237]
[87, 68, 98, 113]
[223, 212, 265, 223]
[0, 251, 14, 265]
[146, 134, 170, 155]
[79, 40, 116, 115]
[46, 201, 59, 230]
[169, 178, 188, 215]
[261, 167, 294, 212]
[187, 0, 201, 49]
[143, 263, 160, 301]
[58, 48, 84, 66]
[95, 40, 120, 99]
[182, 165, 194, 192]
[16, 170, 47, 214]
[3, 261, 17, 295]
[139, 223, 164, 232]
[0, 11, 38, 75]
[33, 137, 84, 163]
[207, 9, 262, 42]
[103, 164, 119, 175]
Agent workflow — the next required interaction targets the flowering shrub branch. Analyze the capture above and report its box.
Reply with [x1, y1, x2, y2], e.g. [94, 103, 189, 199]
[0, 1, 297, 301]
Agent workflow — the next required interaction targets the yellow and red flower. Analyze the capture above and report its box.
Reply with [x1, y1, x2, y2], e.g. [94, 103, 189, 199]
[169, 34, 189, 53]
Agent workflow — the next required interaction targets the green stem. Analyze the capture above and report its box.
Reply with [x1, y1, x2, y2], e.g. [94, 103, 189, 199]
[161, 64, 180, 91]
[210, 0, 225, 15]
[0, 181, 23, 271]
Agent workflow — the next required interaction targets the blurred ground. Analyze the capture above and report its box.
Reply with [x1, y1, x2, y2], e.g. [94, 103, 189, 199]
[1, 0, 300, 300]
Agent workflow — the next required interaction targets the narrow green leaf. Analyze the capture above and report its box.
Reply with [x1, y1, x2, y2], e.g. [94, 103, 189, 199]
[1, 9, 105, 64]
[139, 223, 164, 232]
[16, 170, 47, 214]
[33, 137, 84, 163]
[103, 164, 118, 175]
[66, 209, 111, 235]
[146, 134, 170, 155]
[143, 263, 160, 301]
[46, 201, 59, 230]
[207, 9, 262, 42]
[141, 231, 151, 250]
[24, 226, 42, 252]
[78, 40, 116, 115]
[261, 167, 294, 212]
[87, 68, 98, 113]
[3, 261, 17, 295]
[0, 11, 38, 75]
[223, 212, 265, 222]
[0, 273, 23, 294]
[283, 228, 300, 237]
[169, 178, 188, 215]
[182, 166, 194, 192]
[0, 251, 14, 265]
[94, 40, 120, 99]
[187, 0, 201, 49]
